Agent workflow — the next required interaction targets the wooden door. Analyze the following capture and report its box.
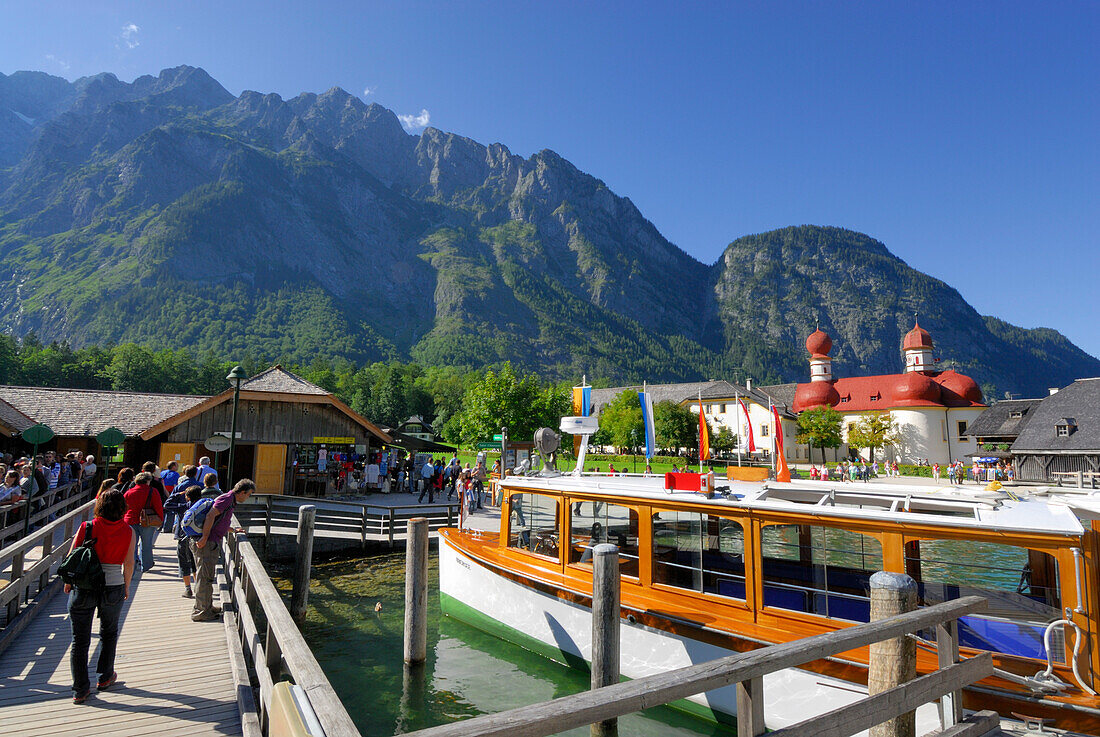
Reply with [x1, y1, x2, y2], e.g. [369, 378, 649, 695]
[255, 444, 287, 495]
[159, 443, 198, 470]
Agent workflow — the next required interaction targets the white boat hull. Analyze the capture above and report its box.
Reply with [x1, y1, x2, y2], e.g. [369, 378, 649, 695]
[440, 536, 942, 733]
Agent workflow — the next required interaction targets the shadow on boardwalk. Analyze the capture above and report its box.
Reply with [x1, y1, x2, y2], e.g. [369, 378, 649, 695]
[0, 533, 241, 736]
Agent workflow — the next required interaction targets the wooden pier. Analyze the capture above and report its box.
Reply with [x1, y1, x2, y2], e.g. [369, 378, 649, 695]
[0, 533, 241, 737]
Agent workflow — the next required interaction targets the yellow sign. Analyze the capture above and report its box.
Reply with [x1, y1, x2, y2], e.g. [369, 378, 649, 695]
[312, 436, 355, 444]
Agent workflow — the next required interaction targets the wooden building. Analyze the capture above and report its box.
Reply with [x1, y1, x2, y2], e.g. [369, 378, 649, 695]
[0, 367, 390, 495]
[0, 385, 207, 462]
[1012, 378, 1100, 482]
[140, 366, 390, 494]
[0, 398, 34, 454]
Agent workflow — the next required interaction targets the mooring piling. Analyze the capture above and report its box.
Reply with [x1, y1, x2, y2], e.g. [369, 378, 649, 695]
[869, 571, 918, 737]
[404, 517, 429, 664]
[290, 504, 316, 623]
[590, 543, 621, 737]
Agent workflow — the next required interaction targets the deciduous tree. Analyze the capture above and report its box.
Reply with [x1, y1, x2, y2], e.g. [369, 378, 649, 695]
[795, 406, 844, 466]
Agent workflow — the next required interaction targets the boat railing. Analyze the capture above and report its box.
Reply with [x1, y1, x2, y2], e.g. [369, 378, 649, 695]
[400, 594, 994, 737]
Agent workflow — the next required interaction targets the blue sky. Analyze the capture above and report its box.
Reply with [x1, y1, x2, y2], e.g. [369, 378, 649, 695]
[3, 2, 1099, 357]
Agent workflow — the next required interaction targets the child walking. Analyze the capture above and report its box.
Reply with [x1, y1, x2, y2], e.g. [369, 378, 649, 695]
[163, 484, 202, 598]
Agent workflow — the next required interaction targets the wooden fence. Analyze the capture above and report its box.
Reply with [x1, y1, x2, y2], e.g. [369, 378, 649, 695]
[0, 480, 93, 546]
[221, 521, 358, 737]
[399, 596, 994, 737]
[237, 494, 459, 549]
[0, 496, 96, 650]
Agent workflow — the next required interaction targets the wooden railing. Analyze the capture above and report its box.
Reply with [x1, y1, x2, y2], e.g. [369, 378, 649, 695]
[221, 521, 359, 737]
[0, 480, 94, 546]
[400, 596, 994, 737]
[0, 497, 96, 650]
[237, 494, 459, 549]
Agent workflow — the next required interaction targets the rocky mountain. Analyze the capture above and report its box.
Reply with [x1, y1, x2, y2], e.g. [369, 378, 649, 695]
[0, 65, 1095, 398]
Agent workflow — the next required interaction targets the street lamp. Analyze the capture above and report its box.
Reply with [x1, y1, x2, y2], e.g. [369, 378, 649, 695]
[631, 428, 637, 474]
[226, 365, 247, 484]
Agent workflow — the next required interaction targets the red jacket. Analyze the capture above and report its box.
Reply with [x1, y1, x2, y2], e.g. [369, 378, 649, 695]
[123, 483, 164, 526]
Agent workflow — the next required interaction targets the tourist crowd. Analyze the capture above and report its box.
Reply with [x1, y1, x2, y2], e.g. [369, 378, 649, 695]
[0, 450, 97, 526]
[61, 457, 254, 704]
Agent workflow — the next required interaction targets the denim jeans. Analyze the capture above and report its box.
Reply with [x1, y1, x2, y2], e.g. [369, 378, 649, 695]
[133, 524, 157, 571]
[68, 585, 125, 694]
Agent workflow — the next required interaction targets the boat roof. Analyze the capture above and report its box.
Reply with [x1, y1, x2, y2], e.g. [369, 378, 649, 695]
[496, 474, 1085, 538]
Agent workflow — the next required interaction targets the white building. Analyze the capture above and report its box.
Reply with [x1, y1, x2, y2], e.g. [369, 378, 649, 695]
[788, 324, 987, 465]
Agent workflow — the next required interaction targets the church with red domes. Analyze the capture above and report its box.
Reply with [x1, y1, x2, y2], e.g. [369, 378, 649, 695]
[791, 323, 986, 465]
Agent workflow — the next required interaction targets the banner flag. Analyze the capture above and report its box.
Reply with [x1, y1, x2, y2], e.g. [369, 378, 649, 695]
[739, 399, 756, 452]
[698, 394, 710, 463]
[772, 405, 791, 482]
[638, 391, 656, 460]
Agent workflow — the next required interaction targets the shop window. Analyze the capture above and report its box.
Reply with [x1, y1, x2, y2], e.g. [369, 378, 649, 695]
[760, 524, 882, 621]
[570, 500, 640, 577]
[906, 539, 1063, 662]
[652, 511, 746, 601]
[508, 493, 560, 560]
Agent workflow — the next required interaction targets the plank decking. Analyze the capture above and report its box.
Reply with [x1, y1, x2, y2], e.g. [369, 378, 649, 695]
[0, 532, 242, 736]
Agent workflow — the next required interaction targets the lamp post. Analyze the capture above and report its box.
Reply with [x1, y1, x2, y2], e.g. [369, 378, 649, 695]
[226, 365, 247, 485]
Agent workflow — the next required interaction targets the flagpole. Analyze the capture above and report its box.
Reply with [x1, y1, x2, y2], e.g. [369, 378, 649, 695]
[735, 389, 742, 467]
[769, 397, 776, 476]
[698, 390, 704, 474]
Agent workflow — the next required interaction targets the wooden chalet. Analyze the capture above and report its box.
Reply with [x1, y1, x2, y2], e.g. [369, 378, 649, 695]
[140, 366, 390, 494]
[1012, 378, 1100, 482]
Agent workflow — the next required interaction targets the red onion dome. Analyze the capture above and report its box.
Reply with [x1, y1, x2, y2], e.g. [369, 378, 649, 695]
[806, 329, 832, 358]
[793, 381, 840, 412]
[902, 322, 934, 350]
[893, 371, 941, 404]
[935, 370, 983, 405]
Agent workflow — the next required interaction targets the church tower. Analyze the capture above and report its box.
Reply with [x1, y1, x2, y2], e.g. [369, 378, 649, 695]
[902, 322, 934, 373]
[806, 328, 833, 382]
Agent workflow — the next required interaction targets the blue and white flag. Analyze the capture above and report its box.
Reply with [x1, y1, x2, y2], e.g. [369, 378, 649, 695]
[638, 391, 656, 460]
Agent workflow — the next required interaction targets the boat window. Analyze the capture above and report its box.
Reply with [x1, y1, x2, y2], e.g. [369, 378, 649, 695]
[508, 493, 559, 560]
[652, 511, 746, 601]
[906, 539, 1063, 662]
[569, 501, 639, 577]
[760, 524, 882, 621]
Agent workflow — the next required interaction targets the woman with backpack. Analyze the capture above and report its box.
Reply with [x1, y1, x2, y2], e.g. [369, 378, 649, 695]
[64, 488, 135, 703]
[123, 472, 164, 572]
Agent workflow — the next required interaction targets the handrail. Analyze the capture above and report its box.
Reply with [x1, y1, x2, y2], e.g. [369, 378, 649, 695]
[399, 596, 991, 737]
[239, 494, 459, 549]
[222, 519, 360, 737]
[0, 497, 96, 641]
[0, 481, 92, 544]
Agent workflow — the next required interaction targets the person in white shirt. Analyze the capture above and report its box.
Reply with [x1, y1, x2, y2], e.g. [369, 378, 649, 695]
[418, 459, 436, 503]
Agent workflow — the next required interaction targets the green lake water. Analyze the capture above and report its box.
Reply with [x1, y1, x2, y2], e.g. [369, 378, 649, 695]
[274, 554, 733, 737]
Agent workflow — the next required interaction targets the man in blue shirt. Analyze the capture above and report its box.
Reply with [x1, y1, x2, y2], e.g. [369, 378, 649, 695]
[195, 457, 218, 488]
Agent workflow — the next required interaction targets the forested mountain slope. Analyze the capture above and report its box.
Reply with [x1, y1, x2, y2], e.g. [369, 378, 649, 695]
[0, 66, 1094, 397]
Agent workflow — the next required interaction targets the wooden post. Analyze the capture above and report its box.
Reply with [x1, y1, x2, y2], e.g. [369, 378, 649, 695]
[936, 618, 962, 729]
[591, 543, 620, 737]
[736, 676, 765, 737]
[405, 517, 429, 664]
[290, 505, 316, 623]
[869, 571, 918, 737]
[388, 508, 396, 549]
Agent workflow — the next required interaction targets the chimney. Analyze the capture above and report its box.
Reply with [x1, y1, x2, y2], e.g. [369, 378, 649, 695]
[746, 378, 752, 392]
[1049, 387, 1060, 395]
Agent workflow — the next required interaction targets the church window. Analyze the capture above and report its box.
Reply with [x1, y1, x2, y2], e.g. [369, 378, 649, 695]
[956, 421, 968, 441]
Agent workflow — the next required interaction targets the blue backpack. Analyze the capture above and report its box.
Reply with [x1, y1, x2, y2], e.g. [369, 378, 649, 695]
[180, 497, 216, 538]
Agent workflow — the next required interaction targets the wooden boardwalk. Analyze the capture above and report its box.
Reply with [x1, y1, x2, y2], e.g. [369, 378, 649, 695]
[0, 532, 242, 737]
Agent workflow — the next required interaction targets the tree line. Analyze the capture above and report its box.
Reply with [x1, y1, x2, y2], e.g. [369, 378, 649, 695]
[0, 335, 568, 447]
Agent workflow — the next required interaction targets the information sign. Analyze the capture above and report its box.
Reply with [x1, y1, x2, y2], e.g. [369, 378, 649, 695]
[476, 442, 501, 450]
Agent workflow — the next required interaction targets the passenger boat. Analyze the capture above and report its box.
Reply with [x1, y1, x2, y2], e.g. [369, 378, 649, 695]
[439, 444, 1100, 733]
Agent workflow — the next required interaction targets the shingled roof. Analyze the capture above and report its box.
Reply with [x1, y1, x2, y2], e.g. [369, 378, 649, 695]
[239, 366, 329, 395]
[758, 382, 798, 410]
[1012, 379, 1100, 453]
[138, 366, 391, 444]
[0, 397, 35, 437]
[0, 386, 209, 438]
[964, 398, 1042, 440]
